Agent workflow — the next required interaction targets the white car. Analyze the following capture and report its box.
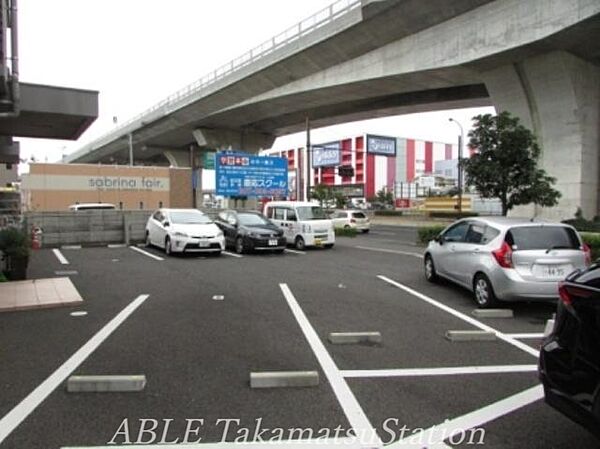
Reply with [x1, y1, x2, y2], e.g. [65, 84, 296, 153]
[331, 209, 370, 233]
[145, 208, 225, 255]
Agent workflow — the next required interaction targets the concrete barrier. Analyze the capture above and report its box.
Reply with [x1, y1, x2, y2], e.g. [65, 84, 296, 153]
[472, 309, 514, 318]
[67, 375, 147, 392]
[445, 330, 497, 341]
[328, 332, 382, 345]
[250, 371, 319, 389]
[24, 210, 152, 247]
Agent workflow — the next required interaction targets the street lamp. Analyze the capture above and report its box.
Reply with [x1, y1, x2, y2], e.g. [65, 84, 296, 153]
[449, 118, 464, 213]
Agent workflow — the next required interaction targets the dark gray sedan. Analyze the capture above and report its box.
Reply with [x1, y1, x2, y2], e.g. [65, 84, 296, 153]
[215, 210, 286, 254]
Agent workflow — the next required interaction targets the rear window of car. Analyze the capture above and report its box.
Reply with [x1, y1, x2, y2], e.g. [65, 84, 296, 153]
[352, 212, 367, 219]
[505, 226, 580, 251]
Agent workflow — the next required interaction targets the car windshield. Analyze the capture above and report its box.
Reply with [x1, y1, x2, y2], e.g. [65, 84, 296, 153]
[238, 213, 270, 226]
[169, 211, 212, 225]
[296, 206, 327, 220]
[506, 226, 580, 251]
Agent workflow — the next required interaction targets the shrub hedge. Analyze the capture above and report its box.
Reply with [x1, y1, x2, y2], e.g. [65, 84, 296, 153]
[417, 225, 446, 244]
[580, 233, 600, 261]
[427, 211, 479, 219]
[373, 210, 404, 216]
[335, 227, 358, 237]
[563, 218, 600, 233]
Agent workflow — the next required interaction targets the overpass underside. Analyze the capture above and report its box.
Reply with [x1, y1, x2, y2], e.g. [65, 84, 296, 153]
[67, 0, 600, 219]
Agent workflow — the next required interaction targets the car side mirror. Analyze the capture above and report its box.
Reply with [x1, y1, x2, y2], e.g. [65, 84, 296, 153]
[436, 234, 444, 245]
[163, 221, 170, 227]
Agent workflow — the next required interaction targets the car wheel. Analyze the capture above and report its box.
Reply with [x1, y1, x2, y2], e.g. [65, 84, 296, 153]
[145, 232, 151, 247]
[344, 225, 350, 229]
[324, 244, 334, 249]
[473, 273, 498, 308]
[295, 236, 306, 251]
[165, 237, 172, 256]
[235, 237, 245, 254]
[362, 229, 369, 233]
[424, 254, 438, 282]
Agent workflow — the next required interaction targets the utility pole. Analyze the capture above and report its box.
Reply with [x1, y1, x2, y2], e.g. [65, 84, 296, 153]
[305, 117, 311, 201]
[128, 133, 134, 166]
[449, 118, 464, 213]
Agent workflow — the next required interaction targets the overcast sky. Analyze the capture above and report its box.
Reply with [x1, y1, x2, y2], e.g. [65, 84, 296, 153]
[16, 0, 494, 169]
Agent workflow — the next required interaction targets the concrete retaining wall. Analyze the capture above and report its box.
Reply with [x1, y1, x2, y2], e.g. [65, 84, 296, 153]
[24, 210, 153, 247]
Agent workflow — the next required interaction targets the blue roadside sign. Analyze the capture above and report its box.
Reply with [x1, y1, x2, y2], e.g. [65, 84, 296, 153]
[215, 152, 288, 197]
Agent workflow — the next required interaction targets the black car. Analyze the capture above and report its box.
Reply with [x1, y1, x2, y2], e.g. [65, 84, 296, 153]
[539, 265, 600, 439]
[215, 210, 286, 254]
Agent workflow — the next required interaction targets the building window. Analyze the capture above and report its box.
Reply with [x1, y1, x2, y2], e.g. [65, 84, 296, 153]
[159, 201, 163, 208]
[119, 202, 123, 210]
[139, 201, 144, 210]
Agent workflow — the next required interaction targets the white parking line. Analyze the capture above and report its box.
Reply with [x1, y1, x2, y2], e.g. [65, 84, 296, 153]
[377, 275, 539, 357]
[222, 251, 243, 258]
[387, 385, 544, 448]
[356, 246, 423, 259]
[129, 245, 164, 261]
[279, 283, 382, 447]
[341, 364, 538, 378]
[52, 248, 69, 265]
[506, 333, 545, 339]
[0, 294, 150, 445]
[284, 248, 306, 255]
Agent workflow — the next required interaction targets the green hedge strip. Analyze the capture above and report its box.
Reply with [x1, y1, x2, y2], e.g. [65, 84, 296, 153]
[335, 227, 358, 237]
[417, 225, 446, 244]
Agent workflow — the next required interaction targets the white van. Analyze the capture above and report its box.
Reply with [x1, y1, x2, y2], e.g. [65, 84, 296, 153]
[264, 201, 335, 250]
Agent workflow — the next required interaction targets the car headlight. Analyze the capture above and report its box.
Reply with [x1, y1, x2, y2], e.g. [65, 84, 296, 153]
[249, 231, 260, 238]
[173, 231, 188, 237]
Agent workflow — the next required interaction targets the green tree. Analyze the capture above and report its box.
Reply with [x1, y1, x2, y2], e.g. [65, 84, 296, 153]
[376, 188, 394, 206]
[462, 112, 560, 216]
[334, 192, 347, 209]
[311, 184, 329, 207]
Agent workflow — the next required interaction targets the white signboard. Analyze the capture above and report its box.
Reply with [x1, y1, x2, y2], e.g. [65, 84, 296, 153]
[22, 174, 170, 191]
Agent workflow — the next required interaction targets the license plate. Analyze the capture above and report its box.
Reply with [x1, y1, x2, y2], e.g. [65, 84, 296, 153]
[198, 240, 210, 248]
[536, 264, 569, 278]
[314, 238, 322, 246]
[268, 239, 278, 246]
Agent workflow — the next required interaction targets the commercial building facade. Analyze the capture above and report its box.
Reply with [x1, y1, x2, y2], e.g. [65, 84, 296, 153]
[266, 134, 458, 201]
[21, 163, 192, 211]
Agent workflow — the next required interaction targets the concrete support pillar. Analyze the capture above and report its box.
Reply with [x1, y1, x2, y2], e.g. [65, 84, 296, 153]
[163, 150, 192, 168]
[193, 128, 276, 210]
[192, 128, 275, 153]
[482, 51, 600, 220]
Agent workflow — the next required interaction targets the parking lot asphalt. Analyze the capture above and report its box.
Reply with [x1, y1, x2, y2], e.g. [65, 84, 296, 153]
[1, 225, 599, 449]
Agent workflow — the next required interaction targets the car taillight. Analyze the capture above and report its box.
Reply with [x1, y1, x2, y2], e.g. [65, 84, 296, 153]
[558, 281, 593, 308]
[582, 243, 592, 266]
[558, 282, 571, 306]
[492, 241, 513, 268]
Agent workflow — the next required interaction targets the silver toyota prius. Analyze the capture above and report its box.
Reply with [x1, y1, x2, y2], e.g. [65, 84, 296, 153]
[424, 217, 591, 308]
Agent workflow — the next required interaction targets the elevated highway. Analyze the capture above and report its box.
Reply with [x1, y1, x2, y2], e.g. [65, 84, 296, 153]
[67, 0, 600, 219]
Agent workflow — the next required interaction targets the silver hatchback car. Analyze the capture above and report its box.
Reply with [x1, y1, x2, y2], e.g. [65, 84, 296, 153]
[424, 217, 591, 308]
